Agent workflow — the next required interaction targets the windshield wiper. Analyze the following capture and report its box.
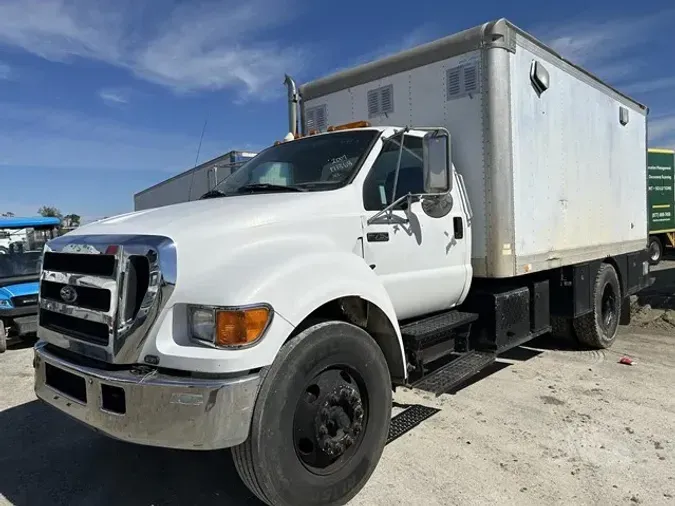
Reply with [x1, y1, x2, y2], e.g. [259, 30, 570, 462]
[199, 189, 227, 199]
[236, 183, 307, 193]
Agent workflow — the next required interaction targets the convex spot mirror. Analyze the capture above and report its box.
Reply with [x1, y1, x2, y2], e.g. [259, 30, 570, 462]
[421, 130, 454, 218]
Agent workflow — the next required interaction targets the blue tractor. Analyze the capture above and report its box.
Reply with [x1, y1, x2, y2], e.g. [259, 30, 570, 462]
[0, 216, 61, 353]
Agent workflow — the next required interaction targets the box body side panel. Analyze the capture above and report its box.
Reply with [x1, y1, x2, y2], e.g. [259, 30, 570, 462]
[509, 35, 648, 275]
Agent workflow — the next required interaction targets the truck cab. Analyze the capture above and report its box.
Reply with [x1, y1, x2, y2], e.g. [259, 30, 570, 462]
[0, 216, 61, 352]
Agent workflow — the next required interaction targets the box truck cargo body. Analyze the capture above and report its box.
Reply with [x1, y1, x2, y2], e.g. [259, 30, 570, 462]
[647, 148, 675, 264]
[133, 150, 257, 211]
[300, 19, 648, 278]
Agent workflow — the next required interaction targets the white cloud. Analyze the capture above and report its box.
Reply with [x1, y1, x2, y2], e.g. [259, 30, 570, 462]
[650, 114, 675, 148]
[0, 101, 232, 173]
[0, 0, 306, 99]
[532, 10, 675, 149]
[98, 87, 130, 105]
[324, 24, 438, 76]
[533, 9, 674, 85]
[0, 61, 11, 79]
[622, 76, 675, 96]
[352, 25, 437, 67]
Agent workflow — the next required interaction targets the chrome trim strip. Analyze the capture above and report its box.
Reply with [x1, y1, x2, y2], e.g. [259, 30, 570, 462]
[39, 299, 112, 326]
[41, 270, 117, 290]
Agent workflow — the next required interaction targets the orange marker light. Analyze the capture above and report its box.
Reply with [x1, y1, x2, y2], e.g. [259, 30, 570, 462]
[327, 120, 371, 132]
[215, 306, 270, 347]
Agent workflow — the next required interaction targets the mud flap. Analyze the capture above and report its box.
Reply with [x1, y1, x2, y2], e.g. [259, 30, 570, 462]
[619, 297, 631, 326]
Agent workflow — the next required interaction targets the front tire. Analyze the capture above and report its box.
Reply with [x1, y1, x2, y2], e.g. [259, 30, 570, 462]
[574, 263, 621, 349]
[232, 321, 392, 506]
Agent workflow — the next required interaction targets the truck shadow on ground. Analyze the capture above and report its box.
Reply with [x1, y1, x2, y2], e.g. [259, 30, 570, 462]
[0, 400, 263, 506]
[6, 335, 37, 352]
[439, 335, 582, 395]
[637, 262, 675, 310]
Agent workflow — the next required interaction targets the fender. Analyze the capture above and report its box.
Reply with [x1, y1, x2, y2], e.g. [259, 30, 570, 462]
[233, 249, 406, 380]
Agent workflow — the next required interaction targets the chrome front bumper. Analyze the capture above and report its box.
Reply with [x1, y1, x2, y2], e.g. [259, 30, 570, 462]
[33, 342, 261, 450]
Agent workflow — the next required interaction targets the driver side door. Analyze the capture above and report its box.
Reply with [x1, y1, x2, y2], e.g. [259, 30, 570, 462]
[361, 134, 469, 320]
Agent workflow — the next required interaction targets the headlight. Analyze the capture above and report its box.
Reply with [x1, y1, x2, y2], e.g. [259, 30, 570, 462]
[188, 304, 272, 348]
[0, 299, 12, 309]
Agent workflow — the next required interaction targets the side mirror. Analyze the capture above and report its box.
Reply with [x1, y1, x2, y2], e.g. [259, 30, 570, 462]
[422, 130, 452, 194]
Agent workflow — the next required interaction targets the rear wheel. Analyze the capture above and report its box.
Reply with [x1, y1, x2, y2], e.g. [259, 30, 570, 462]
[574, 263, 621, 349]
[648, 236, 663, 265]
[232, 320, 392, 506]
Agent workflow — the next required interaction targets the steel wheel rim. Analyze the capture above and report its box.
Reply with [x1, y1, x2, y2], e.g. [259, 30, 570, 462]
[649, 242, 660, 262]
[292, 366, 368, 476]
[600, 283, 617, 330]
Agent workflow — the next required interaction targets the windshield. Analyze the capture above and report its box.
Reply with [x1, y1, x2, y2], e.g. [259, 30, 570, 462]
[208, 130, 378, 196]
[0, 227, 56, 279]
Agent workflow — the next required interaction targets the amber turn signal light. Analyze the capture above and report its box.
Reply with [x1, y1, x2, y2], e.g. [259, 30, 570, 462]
[215, 307, 271, 347]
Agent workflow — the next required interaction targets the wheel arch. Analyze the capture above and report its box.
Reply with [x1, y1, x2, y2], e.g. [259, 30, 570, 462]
[602, 256, 623, 296]
[289, 296, 407, 384]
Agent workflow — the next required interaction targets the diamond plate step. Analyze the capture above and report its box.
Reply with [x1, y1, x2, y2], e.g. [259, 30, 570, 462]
[401, 310, 478, 348]
[411, 350, 496, 396]
[386, 404, 441, 445]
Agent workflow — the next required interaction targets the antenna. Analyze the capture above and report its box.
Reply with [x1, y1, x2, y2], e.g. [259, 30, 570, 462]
[187, 119, 208, 201]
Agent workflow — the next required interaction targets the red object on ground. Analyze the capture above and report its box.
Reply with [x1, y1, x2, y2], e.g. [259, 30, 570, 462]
[619, 356, 634, 365]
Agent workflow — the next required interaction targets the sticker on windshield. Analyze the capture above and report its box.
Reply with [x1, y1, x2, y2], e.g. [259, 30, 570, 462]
[322, 155, 355, 180]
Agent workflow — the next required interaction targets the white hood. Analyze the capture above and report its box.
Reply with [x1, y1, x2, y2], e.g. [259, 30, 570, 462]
[72, 189, 361, 244]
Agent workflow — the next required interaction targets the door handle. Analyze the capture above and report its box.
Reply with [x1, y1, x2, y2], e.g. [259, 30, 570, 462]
[453, 217, 463, 239]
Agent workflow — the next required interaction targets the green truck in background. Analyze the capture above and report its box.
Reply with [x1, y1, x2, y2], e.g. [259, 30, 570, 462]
[648, 148, 675, 264]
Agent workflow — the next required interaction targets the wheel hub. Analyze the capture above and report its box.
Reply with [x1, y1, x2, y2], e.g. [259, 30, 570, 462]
[601, 284, 616, 329]
[293, 367, 367, 473]
[316, 385, 364, 457]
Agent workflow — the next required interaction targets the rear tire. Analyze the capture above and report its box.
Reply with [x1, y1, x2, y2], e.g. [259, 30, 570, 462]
[574, 263, 621, 349]
[232, 320, 392, 506]
[648, 236, 663, 265]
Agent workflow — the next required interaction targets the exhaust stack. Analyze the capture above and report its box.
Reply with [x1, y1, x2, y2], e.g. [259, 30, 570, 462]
[284, 74, 299, 138]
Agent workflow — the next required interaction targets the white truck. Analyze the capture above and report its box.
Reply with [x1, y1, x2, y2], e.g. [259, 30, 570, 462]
[33, 18, 652, 506]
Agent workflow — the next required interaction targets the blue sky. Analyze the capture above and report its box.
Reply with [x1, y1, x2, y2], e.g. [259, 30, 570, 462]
[1, 0, 673, 222]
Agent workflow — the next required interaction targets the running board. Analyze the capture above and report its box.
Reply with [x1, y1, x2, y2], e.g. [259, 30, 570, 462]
[411, 350, 496, 396]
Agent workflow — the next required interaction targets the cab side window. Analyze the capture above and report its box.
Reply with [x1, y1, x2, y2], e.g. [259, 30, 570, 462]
[363, 135, 425, 211]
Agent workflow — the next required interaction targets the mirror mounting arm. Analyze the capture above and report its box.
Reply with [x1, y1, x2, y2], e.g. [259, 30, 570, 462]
[366, 193, 416, 225]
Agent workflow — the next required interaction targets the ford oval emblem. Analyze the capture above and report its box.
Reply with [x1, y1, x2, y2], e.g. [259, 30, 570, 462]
[59, 285, 78, 304]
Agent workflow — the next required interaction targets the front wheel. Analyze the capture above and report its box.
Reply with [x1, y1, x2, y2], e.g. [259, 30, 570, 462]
[232, 320, 392, 506]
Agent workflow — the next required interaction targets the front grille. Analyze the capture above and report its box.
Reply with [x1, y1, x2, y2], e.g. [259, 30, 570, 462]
[11, 294, 39, 307]
[37, 235, 174, 364]
[40, 280, 111, 312]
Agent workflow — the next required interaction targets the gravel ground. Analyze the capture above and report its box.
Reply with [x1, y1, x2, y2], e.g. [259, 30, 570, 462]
[1, 262, 673, 506]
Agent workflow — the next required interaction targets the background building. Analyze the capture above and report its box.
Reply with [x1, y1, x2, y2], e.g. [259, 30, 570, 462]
[133, 150, 257, 211]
